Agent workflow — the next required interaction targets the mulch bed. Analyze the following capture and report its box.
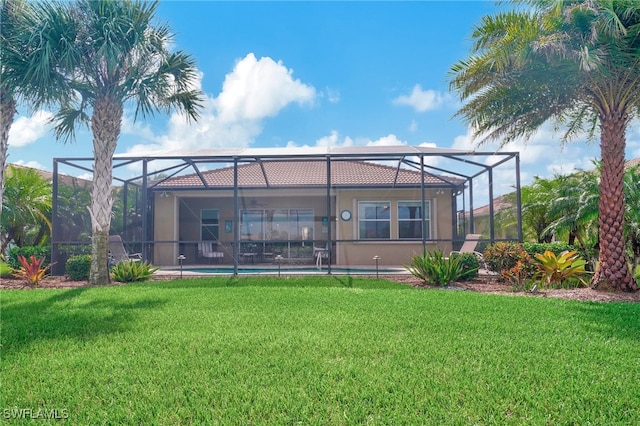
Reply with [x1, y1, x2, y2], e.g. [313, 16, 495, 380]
[1, 274, 639, 303]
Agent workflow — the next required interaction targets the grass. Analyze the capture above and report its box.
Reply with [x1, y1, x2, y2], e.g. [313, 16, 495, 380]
[1, 276, 639, 424]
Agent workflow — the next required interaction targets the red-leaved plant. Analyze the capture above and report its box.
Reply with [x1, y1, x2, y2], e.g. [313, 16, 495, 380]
[11, 255, 53, 286]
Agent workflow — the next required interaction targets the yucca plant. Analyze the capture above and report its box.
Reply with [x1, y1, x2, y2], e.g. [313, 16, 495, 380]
[405, 249, 463, 287]
[11, 255, 52, 286]
[533, 250, 588, 288]
[110, 260, 159, 283]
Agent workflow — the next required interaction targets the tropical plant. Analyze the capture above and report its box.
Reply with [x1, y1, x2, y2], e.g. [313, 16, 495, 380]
[483, 242, 525, 274]
[500, 250, 535, 292]
[110, 260, 158, 283]
[22, 0, 203, 285]
[0, 165, 52, 253]
[450, 252, 480, 281]
[0, 260, 11, 277]
[533, 250, 588, 289]
[10, 254, 52, 286]
[449, 0, 640, 291]
[55, 178, 92, 244]
[404, 249, 464, 286]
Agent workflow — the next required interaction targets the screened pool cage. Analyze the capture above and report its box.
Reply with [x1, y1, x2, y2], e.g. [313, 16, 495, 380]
[51, 146, 522, 275]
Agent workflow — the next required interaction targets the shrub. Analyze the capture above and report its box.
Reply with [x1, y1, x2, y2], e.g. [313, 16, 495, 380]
[8, 246, 50, 270]
[533, 250, 588, 289]
[66, 255, 92, 281]
[111, 260, 159, 283]
[405, 249, 463, 287]
[0, 261, 12, 278]
[450, 252, 479, 281]
[483, 242, 525, 273]
[11, 255, 53, 286]
[500, 250, 536, 292]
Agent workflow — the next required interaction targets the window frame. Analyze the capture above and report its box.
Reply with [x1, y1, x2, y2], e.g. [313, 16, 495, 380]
[397, 200, 431, 240]
[357, 201, 391, 240]
[200, 209, 220, 241]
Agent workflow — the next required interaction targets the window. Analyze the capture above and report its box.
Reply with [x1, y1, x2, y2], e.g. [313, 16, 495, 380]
[398, 201, 430, 239]
[358, 201, 390, 239]
[241, 208, 314, 241]
[201, 209, 219, 241]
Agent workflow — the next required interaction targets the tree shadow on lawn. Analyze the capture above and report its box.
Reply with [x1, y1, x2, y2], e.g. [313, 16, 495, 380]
[568, 301, 640, 342]
[139, 275, 408, 290]
[1, 287, 168, 356]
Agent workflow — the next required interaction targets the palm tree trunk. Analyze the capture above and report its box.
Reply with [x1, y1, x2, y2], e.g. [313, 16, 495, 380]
[592, 110, 638, 291]
[88, 95, 122, 285]
[0, 88, 17, 218]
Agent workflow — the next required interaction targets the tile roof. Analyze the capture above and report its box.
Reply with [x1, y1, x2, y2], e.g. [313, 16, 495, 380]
[155, 160, 459, 189]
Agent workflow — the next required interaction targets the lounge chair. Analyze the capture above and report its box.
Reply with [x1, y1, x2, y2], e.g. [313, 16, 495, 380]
[108, 235, 142, 266]
[198, 241, 224, 263]
[450, 234, 486, 268]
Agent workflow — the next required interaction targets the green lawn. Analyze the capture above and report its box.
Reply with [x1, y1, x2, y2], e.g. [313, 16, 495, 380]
[2, 276, 639, 425]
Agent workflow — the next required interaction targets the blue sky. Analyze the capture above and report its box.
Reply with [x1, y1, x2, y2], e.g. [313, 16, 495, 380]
[6, 0, 640, 197]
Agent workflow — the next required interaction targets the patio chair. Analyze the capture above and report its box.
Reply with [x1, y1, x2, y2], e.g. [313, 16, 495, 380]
[450, 234, 486, 269]
[198, 241, 224, 264]
[108, 235, 142, 267]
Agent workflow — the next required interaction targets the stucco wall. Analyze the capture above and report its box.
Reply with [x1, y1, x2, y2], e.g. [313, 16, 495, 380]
[334, 188, 454, 266]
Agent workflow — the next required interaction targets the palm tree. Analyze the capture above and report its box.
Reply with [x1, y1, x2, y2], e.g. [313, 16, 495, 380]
[0, 165, 52, 253]
[450, 0, 640, 291]
[23, 0, 203, 284]
[0, 0, 40, 220]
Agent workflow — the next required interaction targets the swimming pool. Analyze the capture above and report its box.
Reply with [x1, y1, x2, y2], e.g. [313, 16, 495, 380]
[176, 266, 405, 275]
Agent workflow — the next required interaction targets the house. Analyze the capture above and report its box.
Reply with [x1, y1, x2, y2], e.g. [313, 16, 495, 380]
[152, 159, 464, 267]
[51, 146, 521, 272]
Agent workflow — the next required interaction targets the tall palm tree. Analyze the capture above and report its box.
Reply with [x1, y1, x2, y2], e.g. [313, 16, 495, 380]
[23, 0, 203, 284]
[450, 0, 640, 291]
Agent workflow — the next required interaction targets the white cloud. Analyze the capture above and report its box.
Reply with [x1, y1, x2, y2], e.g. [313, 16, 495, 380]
[8, 111, 53, 147]
[325, 87, 341, 104]
[392, 85, 445, 112]
[408, 120, 418, 133]
[13, 160, 47, 170]
[216, 53, 315, 122]
[315, 130, 354, 147]
[123, 53, 317, 159]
